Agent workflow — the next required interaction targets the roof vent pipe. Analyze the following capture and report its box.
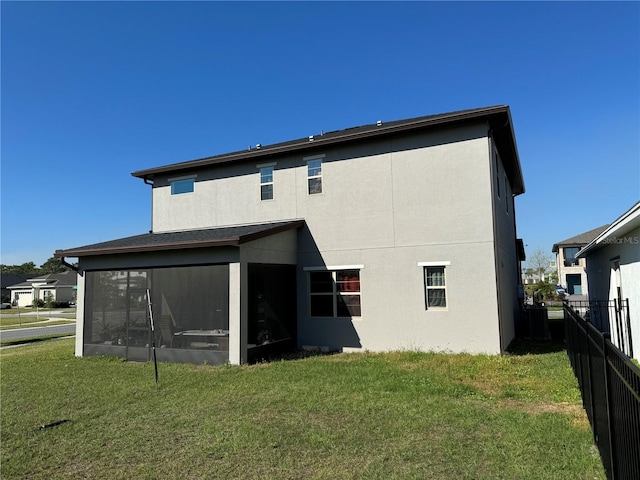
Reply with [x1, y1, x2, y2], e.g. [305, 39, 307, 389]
[256, 144, 261, 149]
[309, 135, 314, 142]
[377, 120, 382, 126]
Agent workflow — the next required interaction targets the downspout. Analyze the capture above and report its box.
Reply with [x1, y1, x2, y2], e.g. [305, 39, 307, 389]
[59, 257, 79, 273]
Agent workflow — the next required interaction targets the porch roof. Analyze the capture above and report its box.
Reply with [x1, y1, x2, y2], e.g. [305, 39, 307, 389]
[55, 220, 304, 258]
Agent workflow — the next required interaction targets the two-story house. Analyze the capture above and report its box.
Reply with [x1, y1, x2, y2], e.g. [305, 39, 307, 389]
[552, 225, 609, 297]
[56, 105, 526, 365]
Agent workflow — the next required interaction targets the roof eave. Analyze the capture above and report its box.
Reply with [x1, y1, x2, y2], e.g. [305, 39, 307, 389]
[55, 238, 241, 258]
[131, 106, 517, 180]
[577, 202, 640, 258]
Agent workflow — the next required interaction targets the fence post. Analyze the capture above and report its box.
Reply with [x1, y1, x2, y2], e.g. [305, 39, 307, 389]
[624, 299, 634, 359]
[602, 332, 616, 480]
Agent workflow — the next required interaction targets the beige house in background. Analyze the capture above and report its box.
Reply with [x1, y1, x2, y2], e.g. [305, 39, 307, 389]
[552, 225, 609, 297]
[7, 272, 77, 307]
[56, 105, 526, 365]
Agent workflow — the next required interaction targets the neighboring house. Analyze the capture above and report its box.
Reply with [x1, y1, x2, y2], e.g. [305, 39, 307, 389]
[0, 274, 31, 303]
[7, 272, 77, 307]
[56, 105, 526, 366]
[576, 201, 640, 361]
[552, 225, 609, 297]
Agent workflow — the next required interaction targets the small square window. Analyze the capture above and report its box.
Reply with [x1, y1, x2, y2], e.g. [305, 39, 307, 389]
[171, 178, 195, 195]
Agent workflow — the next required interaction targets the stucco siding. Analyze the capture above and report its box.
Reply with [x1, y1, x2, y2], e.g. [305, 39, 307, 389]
[490, 141, 520, 350]
[143, 119, 521, 356]
[297, 241, 501, 354]
[583, 225, 640, 360]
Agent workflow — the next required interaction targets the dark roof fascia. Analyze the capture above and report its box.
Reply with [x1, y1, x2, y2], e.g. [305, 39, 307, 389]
[55, 238, 241, 258]
[55, 220, 305, 258]
[131, 106, 524, 194]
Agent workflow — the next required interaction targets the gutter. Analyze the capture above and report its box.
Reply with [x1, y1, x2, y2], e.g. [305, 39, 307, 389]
[58, 256, 79, 273]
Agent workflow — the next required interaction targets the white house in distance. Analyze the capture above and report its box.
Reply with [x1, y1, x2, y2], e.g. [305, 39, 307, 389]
[7, 272, 77, 307]
[577, 201, 640, 361]
[56, 105, 526, 366]
[552, 225, 609, 297]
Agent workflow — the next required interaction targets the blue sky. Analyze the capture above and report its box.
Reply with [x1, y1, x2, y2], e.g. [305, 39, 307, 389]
[1, 1, 639, 267]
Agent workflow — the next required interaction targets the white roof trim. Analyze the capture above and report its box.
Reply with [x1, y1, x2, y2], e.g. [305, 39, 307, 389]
[577, 201, 640, 257]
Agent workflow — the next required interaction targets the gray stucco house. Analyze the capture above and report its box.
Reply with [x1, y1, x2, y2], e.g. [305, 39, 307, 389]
[56, 105, 526, 365]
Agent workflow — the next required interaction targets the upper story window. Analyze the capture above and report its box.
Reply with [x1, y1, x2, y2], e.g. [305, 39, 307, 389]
[306, 266, 362, 317]
[306, 157, 323, 194]
[259, 164, 274, 201]
[563, 247, 580, 267]
[169, 175, 196, 195]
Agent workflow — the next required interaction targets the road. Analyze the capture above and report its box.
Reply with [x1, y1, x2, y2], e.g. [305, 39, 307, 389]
[0, 324, 75, 342]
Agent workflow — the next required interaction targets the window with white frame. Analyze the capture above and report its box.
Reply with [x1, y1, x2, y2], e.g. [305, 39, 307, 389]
[170, 176, 196, 195]
[307, 158, 323, 194]
[307, 267, 361, 317]
[419, 262, 449, 309]
[259, 165, 274, 200]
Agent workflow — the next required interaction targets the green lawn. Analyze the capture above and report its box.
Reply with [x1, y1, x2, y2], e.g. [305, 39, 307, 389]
[1, 339, 605, 479]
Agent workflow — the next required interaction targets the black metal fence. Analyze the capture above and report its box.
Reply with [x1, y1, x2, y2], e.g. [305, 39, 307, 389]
[564, 302, 640, 480]
[566, 299, 633, 358]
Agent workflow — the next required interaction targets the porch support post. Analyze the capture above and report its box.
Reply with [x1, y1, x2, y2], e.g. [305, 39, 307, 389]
[75, 271, 85, 357]
[228, 262, 247, 365]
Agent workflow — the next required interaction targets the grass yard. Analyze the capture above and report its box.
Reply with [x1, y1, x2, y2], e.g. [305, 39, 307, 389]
[1, 339, 605, 479]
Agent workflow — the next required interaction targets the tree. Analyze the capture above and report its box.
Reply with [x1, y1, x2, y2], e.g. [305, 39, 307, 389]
[39, 256, 70, 274]
[0, 262, 39, 274]
[526, 249, 554, 282]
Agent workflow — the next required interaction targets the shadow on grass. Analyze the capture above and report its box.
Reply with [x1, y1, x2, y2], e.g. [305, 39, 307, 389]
[506, 338, 567, 356]
[0, 335, 73, 348]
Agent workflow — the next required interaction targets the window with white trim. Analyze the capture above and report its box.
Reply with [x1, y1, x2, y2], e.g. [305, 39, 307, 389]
[307, 158, 322, 194]
[418, 262, 449, 309]
[260, 165, 274, 200]
[308, 268, 361, 317]
[170, 176, 196, 195]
